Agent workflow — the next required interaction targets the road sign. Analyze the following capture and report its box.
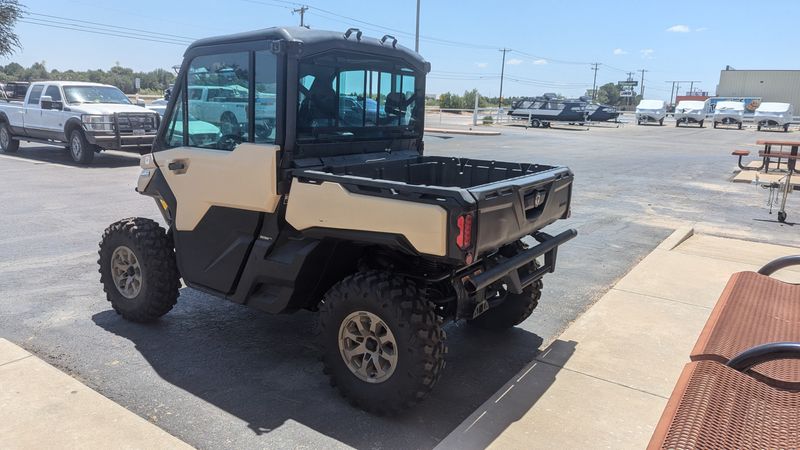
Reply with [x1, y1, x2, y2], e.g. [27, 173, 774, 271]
[618, 80, 638, 87]
[620, 90, 635, 97]
[134, 77, 141, 90]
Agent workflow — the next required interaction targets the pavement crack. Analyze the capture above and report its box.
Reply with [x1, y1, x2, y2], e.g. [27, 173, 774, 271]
[0, 354, 33, 368]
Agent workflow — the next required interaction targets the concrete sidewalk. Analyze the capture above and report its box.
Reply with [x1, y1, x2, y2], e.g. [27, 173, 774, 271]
[437, 228, 800, 449]
[0, 339, 192, 450]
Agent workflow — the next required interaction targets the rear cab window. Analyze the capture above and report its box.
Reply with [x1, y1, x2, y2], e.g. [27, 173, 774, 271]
[296, 51, 422, 143]
[27, 85, 44, 106]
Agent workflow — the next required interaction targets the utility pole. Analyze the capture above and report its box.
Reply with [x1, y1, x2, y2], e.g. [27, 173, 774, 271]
[415, 0, 421, 53]
[590, 63, 601, 100]
[292, 5, 309, 28]
[665, 80, 702, 107]
[638, 69, 648, 98]
[498, 48, 510, 110]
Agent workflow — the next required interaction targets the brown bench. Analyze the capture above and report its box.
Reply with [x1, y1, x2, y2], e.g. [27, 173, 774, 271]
[648, 255, 800, 449]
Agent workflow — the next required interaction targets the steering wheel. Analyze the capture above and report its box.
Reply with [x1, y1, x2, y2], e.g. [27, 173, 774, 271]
[217, 134, 242, 151]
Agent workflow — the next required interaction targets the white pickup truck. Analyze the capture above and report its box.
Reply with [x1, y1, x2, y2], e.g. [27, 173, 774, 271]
[0, 81, 160, 164]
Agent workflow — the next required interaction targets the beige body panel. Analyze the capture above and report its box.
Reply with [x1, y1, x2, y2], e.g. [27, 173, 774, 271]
[285, 180, 449, 256]
[154, 143, 281, 231]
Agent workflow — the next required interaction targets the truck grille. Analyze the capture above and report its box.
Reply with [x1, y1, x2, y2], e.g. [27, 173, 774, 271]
[116, 113, 157, 132]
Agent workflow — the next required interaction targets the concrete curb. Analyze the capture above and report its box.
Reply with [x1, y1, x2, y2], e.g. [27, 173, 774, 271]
[656, 226, 695, 251]
[0, 338, 193, 449]
[424, 127, 501, 136]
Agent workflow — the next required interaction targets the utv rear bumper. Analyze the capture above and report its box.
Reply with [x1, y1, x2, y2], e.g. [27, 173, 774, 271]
[455, 228, 577, 319]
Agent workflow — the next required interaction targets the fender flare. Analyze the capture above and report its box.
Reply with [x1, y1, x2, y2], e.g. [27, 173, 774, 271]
[63, 117, 84, 139]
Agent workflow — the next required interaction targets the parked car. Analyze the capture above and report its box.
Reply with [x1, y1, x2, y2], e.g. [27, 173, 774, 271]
[0, 81, 160, 163]
[147, 98, 169, 117]
[713, 101, 744, 129]
[636, 99, 666, 125]
[754, 102, 794, 132]
[674, 100, 709, 127]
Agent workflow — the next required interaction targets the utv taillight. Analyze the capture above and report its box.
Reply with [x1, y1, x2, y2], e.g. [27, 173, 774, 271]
[456, 213, 474, 250]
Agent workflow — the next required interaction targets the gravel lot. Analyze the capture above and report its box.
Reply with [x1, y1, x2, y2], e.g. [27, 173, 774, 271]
[1, 117, 798, 449]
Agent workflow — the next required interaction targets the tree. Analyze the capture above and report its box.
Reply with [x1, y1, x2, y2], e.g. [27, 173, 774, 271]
[0, 0, 23, 57]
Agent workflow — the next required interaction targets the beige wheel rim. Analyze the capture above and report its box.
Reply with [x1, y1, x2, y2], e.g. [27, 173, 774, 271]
[110, 246, 142, 299]
[338, 311, 398, 383]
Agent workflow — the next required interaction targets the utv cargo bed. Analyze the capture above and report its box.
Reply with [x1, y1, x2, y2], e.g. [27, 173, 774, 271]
[292, 155, 573, 260]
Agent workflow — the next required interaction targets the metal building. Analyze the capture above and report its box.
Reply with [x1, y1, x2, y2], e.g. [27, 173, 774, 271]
[717, 69, 800, 109]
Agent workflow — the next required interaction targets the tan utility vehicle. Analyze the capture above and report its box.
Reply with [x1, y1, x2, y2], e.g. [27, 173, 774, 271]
[98, 27, 576, 414]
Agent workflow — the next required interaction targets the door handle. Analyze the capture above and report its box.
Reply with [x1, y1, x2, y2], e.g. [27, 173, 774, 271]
[168, 160, 187, 172]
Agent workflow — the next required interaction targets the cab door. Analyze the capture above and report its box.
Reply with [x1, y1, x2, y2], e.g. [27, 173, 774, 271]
[40, 85, 66, 139]
[153, 48, 281, 295]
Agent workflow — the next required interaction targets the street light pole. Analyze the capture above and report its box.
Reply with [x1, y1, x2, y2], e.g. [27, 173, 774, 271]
[415, 0, 420, 53]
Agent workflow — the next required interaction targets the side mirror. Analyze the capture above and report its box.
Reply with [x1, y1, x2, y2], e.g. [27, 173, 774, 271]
[40, 95, 53, 110]
[136, 99, 146, 107]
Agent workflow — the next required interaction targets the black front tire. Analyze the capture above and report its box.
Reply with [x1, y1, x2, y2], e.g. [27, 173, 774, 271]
[98, 217, 180, 322]
[69, 129, 95, 164]
[778, 211, 787, 223]
[659, 119, 664, 126]
[0, 122, 19, 153]
[318, 271, 446, 415]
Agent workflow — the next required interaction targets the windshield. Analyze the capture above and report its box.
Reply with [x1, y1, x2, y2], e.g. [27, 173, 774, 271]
[297, 52, 422, 143]
[63, 86, 131, 105]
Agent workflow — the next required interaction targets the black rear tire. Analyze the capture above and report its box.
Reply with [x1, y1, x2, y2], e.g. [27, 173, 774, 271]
[98, 217, 180, 322]
[468, 259, 542, 331]
[318, 271, 446, 415]
[0, 122, 19, 153]
[69, 129, 95, 164]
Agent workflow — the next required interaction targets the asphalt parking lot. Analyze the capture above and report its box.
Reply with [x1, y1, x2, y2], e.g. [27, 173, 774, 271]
[1, 119, 799, 449]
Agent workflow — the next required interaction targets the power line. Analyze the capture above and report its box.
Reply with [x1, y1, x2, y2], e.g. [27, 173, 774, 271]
[26, 12, 198, 41]
[18, 19, 191, 46]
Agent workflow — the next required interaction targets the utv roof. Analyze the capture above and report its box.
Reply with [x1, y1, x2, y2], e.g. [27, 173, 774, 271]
[185, 26, 430, 72]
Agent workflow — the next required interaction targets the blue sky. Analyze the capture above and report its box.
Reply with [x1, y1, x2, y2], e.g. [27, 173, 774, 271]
[9, 0, 800, 100]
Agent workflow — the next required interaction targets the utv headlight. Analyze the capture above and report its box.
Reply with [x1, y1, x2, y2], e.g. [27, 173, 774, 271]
[81, 114, 114, 132]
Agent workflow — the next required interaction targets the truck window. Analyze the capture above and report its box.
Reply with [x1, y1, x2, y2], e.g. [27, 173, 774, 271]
[44, 85, 62, 102]
[187, 52, 250, 151]
[297, 54, 421, 142]
[27, 85, 44, 105]
[254, 50, 277, 144]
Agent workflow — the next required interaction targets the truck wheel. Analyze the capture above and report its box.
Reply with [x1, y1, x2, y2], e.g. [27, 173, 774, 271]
[0, 122, 19, 153]
[530, 119, 540, 128]
[738, 123, 742, 130]
[69, 130, 95, 164]
[699, 120, 704, 128]
[318, 271, 446, 414]
[659, 119, 664, 126]
[98, 217, 180, 323]
[784, 124, 790, 132]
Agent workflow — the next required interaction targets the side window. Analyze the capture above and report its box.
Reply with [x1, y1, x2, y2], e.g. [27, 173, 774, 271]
[164, 88, 185, 148]
[44, 85, 62, 101]
[27, 85, 44, 105]
[187, 52, 249, 151]
[254, 50, 277, 143]
[336, 70, 367, 127]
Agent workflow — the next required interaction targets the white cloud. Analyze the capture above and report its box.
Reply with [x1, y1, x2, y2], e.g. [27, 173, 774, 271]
[506, 58, 523, 65]
[666, 24, 690, 33]
[695, 27, 708, 32]
[532, 59, 548, 65]
[613, 48, 627, 55]
[640, 48, 655, 59]
[475, 62, 488, 68]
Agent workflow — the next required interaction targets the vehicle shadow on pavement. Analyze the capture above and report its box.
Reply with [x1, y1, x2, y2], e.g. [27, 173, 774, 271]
[92, 287, 561, 449]
[3, 146, 140, 168]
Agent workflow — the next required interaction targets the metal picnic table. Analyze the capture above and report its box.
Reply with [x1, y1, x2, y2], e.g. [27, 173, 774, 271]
[732, 139, 800, 223]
